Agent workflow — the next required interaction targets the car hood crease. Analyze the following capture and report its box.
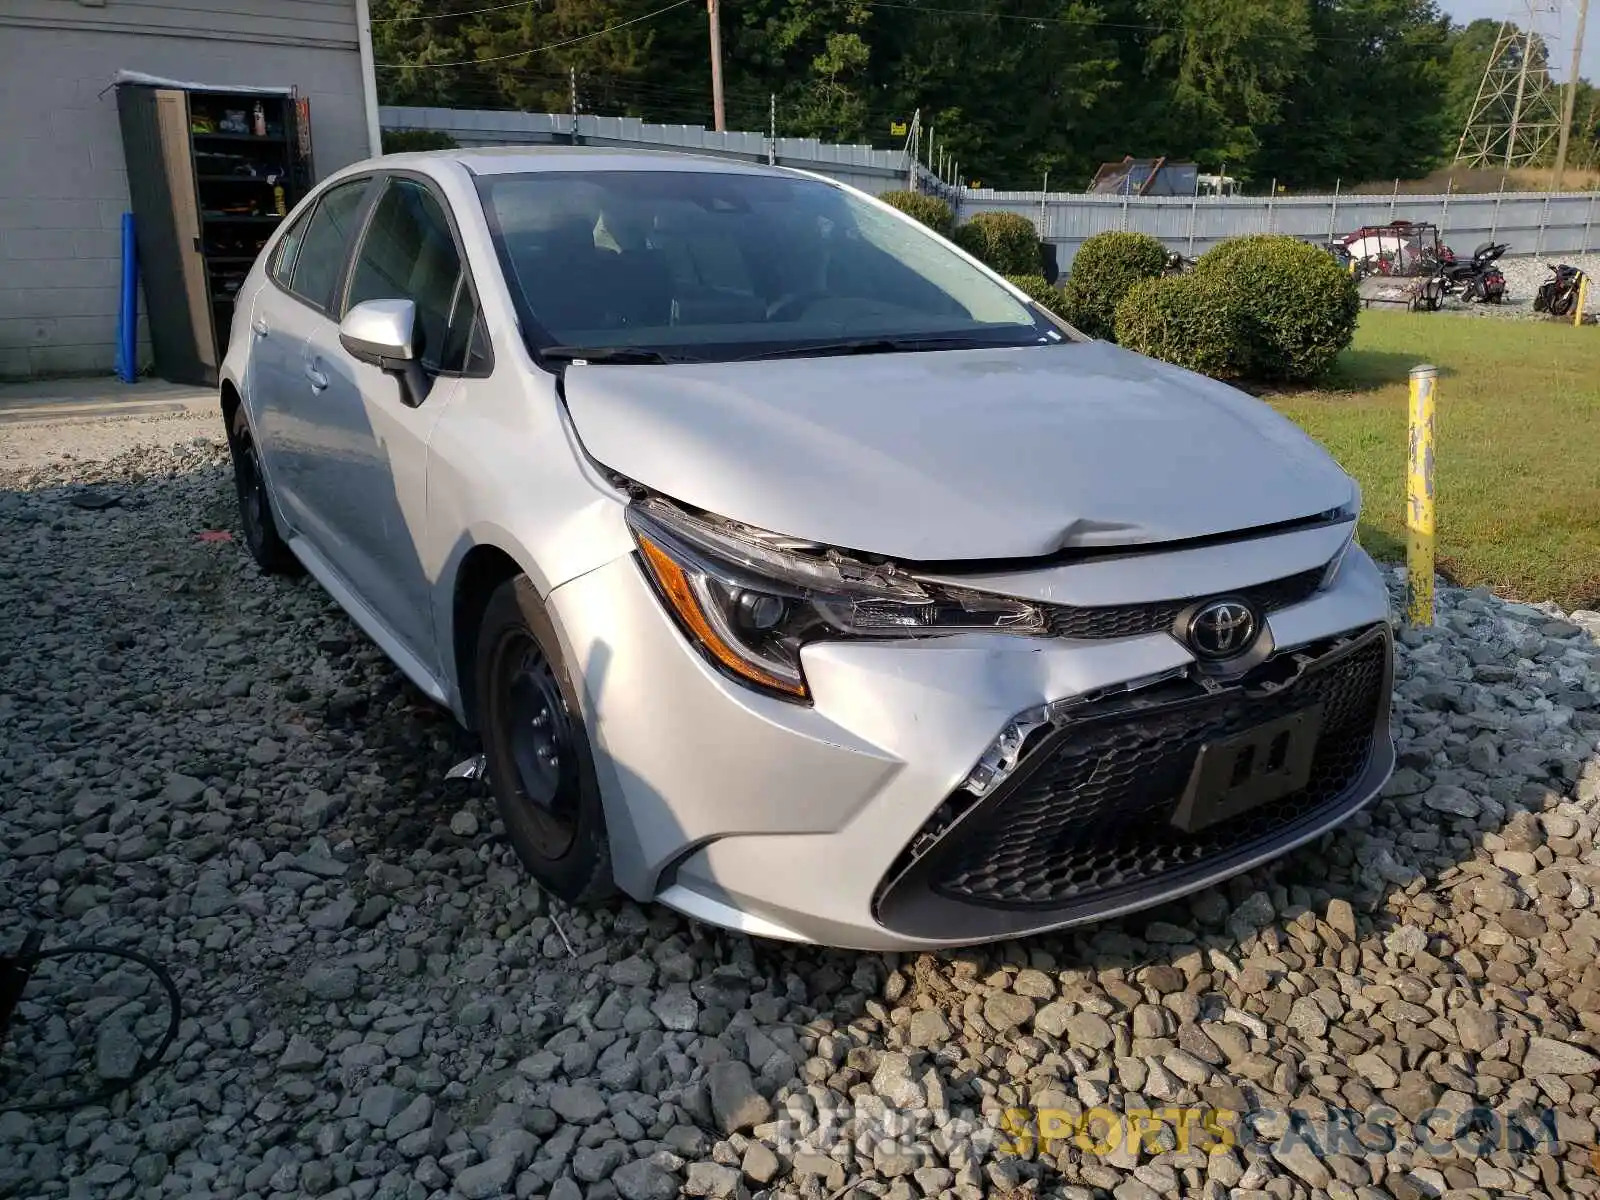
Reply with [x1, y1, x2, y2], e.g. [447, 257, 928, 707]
[561, 342, 1355, 562]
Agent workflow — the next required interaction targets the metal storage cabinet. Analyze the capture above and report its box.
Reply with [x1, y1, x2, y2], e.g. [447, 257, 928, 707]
[116, 83, 314, 386]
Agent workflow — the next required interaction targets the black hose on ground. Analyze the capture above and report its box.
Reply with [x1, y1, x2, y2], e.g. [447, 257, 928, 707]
[0, 932, 182, 1115]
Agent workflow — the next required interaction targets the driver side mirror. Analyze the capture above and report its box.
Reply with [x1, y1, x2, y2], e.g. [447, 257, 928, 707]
[340, 299, 430, 408]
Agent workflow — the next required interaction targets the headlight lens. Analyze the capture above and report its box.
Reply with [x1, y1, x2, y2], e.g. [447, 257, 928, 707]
[626, 498, 1045, 701]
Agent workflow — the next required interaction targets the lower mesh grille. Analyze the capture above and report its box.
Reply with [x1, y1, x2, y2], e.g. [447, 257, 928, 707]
[923, 629, 1389, 910]
[1044, 566, 1325, 640]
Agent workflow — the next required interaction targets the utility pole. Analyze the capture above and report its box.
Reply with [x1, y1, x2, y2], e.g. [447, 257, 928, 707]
[707, 0, 726, 132]
[569, 66, 579, 141]
[768, 93, 776, 165]
[1554, 0, 1591, 190]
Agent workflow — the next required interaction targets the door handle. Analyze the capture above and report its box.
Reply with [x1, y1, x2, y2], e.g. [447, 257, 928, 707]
[251, 316, 269, 338]
[304, 361, 329, 390]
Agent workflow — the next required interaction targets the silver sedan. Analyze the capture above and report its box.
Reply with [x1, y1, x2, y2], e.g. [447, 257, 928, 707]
[221, 147, 1394, 950]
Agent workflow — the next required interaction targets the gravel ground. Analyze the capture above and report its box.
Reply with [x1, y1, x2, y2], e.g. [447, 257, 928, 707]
[3, 431, 1600, 1200]
[1437, 253, 1600, 321]
[0, 410, 223, 487]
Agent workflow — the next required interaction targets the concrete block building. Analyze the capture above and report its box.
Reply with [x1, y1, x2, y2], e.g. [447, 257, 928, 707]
[0, 0, 379, 378]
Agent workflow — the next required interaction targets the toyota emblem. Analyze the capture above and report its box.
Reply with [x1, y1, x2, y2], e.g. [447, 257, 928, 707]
[1187, 600, 1259, 660]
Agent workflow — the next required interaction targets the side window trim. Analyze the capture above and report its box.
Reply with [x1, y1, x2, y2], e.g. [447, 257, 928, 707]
[267, 175, 378, 317]
[333, 173, 397, 321]
[269, 208, 310, 287]
[339, 169, 493, 380]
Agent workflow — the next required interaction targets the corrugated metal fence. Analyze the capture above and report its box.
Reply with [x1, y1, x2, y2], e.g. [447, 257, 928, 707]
[380, 106, 920, 197]
[966, 188, 1600, 268]
[383, 107, 1600, 265]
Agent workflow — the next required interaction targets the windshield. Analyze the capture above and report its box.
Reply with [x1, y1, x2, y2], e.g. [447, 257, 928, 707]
[476, 169, 1065, 362]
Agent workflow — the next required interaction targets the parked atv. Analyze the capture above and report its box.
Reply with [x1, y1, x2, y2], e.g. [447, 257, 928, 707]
[1444, 241, 1509, 304]
[1534, 263, 1585, 317]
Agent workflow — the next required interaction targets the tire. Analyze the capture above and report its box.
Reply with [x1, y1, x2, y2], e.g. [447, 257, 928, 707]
[228, 405, 302, 575]
[475, 576, 614, 905]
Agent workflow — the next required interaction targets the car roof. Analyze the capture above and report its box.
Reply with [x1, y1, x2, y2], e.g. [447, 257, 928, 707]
[378, 146, 814, 180]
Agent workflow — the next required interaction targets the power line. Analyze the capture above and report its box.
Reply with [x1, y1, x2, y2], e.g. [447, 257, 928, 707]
[372, 0, 537, 23]
[852, 0, 1398, 45]
[440, 69, 924, 128]
[375, 0, 696, 68]
[375, 0, 1383, 48]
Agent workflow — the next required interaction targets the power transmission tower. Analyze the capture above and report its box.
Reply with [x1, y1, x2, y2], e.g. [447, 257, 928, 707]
[904, 109, 921, 191]
[1453, 1, 1565, 169]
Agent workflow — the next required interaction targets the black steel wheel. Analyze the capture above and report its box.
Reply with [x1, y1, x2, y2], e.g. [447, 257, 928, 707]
[497, 634, 580, 858]
[476, 576, 613, 904]
[228, 405, 301, 575]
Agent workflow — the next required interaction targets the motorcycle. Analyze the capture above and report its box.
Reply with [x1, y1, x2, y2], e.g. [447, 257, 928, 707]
[1443, 241, 1509, 304]
[1534, 263, 1585, 316]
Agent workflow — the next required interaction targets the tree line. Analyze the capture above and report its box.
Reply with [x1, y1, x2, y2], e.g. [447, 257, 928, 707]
[372, 0, 1600, 191]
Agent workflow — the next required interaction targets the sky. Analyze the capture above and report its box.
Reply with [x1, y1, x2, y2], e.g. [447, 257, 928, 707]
[1438, 0, 1598, 84]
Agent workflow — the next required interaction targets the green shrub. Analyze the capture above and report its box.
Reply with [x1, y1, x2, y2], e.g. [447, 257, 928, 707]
[1059, 231, 1169, 341]
[952, 211, 1042, 275]
[1005, 274, 1071, 319]
[1113, 274, 1249, 380]
[1192, 234, 1360, 382]
[879, 190, 954, 237]
[381, 128, 458, 154]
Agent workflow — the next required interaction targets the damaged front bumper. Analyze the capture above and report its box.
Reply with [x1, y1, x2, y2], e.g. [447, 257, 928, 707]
[543, 515, 1395, 951]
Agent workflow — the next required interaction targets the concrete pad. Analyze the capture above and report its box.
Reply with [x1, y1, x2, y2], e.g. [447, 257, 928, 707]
[0, 376, 215, 425]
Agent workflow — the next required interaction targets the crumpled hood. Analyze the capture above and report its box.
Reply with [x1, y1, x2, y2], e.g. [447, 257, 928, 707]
[561, 342, 1355, 561]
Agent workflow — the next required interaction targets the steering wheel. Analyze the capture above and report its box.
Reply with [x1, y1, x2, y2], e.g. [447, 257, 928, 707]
[765, 290, 826, 321]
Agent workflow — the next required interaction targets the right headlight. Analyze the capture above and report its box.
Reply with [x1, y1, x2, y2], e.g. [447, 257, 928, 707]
[625, 497, 1046, 702]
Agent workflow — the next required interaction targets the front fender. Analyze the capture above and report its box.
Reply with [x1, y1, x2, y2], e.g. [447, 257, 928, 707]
[429, 516, 634, 722]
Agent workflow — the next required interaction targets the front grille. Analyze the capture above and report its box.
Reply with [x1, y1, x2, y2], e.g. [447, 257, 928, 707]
[1044, 566, 1325, 640]
[923, 628, 1388, 910]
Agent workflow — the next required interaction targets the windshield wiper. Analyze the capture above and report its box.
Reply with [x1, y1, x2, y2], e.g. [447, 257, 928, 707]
[540, 345, 696, 365]
[734, 335, 1028, 362]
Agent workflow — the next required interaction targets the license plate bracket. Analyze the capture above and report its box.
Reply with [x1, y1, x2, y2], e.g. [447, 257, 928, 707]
[1170, 705, 1324, 833]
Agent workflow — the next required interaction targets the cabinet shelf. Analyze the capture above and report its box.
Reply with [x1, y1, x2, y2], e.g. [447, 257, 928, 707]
[192, 131, 288, 144]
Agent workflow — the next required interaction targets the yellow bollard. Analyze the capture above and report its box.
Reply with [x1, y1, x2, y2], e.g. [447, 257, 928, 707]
[1575, 273, 1590, 328]
[1406, 365, 1438, 628]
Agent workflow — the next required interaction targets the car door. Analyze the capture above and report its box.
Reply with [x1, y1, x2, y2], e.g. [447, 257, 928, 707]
[246, 176, 374, 533]
[294, 172, 489, 670]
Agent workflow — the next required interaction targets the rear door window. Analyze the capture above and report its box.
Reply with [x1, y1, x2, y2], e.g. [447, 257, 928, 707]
[282, 179, 371, 312]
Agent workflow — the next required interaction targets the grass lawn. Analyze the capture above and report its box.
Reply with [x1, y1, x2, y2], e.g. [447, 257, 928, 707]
[1269, 311, 1600, 610]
